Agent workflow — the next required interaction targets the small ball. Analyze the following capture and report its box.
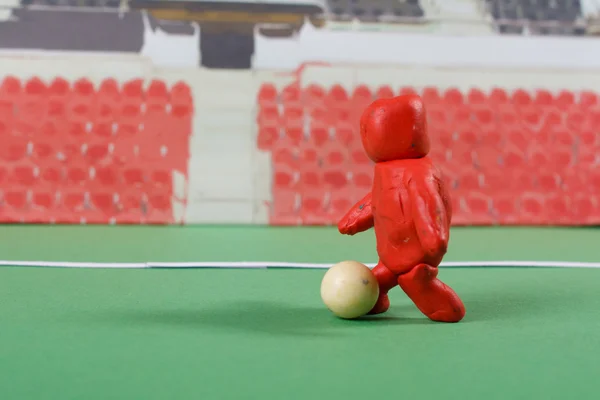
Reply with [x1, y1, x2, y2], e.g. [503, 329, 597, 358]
[320, 260, 379, 319]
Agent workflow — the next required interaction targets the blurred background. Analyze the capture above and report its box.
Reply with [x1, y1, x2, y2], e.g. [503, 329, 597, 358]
[0, 0, 599, 227]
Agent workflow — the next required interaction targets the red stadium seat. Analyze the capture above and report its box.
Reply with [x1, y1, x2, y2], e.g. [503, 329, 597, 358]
[566, 110, 585, 132]
[272, 138, 298, 168]
[545, 194, 572, 224]
[349, 144, 371, 166]
[326, 84, 349, 106]
[555, 90, 575, 108]
[572, 194, 598, 224]
[86, 142, 111, 164]
[533, 89, 553, 108]
[297, 169, 322, 191]
[351, 85, 372, 110]
[297, 145, 319, 170]
[273, 166, 296, 190]
[90, 192, 116, 215]
[61, 189, 86, 212]
[112, 135, 137, 164]
[350, 167, 372, 190]
[66, 165, 89, 186]
[257, 103, 280, 125]
[374, 85, 394, 99]
[170, 82, 193, 108]
[399, 86, 417, 96]
[123, 166, 146, 188]
[0, 164, 7, 185]
[579, 91, 598, 109]
[257, 124, 279, 150]
[91, 121, 114, 140]
[321, 140, 348, 167]
[71, 78, 95, 114]
[4, 189, 28, 210]
[299, 194, 327, 225]
[98, 78, 120, 102]
[488, 88, 508, 106]
[0, 76, 22, 97]
[451, 105, 471, 128]
[422, 87, 442, 106]
[323, 169, 348, 190]
[116, 189, 143, 216]
[426, 105, 448, 128]
[328, 187, 355, 222]
[520, 193, 545, 224]
[443, 88, 464, 106]
[283, 103, 303, 123]
[269, 189, 299, 225]
[281, 84, 301, 107]
[511, 89, 532, 107]
[0, 135, 28, 162]
[283, 121, 303, 144]
[147, 79, 169, 108]
[335, 122, 356, 146]
[457, 171, 482, 195]
[257, 83, 278, 106]
[474, 145, 501, 171]
[32, 188, 56, 210]
[467, 88, 486, 105]
[464, 192, 493, 224]
[493, 195, 519, 224]
[93, 166, 119, 189]
[151, 169, 172, 188]
[11, 163, 37, 187]
[122, 78, 144, 104]
[472, 106, 494, 127]
[303, 84, 326, 107]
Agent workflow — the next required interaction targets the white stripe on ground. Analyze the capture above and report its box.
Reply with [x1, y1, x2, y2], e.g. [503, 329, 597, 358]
[0, 261, 599, 269]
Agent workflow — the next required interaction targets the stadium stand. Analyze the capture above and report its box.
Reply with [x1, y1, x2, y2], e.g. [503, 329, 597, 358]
[326, 0, 425, 22]
[257, 81, 600, 226]
[484, 0, 585, 35]
[0, 76, 192, 224]
[20, 0, 121, 7]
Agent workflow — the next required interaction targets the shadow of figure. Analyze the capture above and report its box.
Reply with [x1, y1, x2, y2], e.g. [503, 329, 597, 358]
[62, 270, 598, 337]
[70, 300, 432, 337]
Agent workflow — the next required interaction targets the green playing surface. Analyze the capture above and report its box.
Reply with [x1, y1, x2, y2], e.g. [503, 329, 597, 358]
[0, 226, 599, 400]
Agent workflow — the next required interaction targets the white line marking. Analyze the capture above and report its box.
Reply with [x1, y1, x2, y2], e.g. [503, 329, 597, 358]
[0, 261, 599, 269]
[0, 261, 149, 268]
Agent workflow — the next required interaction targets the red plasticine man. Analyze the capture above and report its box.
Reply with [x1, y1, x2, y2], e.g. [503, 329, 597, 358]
[338, 94, 466, 323]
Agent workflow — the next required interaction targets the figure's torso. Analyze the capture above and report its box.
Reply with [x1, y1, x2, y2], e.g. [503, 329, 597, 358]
[371, 157, 448, 271]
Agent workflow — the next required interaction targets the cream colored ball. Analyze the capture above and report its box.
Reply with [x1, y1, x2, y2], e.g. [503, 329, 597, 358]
[320, 260, 379, 319]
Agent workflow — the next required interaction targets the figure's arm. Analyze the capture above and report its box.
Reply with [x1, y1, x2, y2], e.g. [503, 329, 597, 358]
[338, 192, 374, 236]
[408, 178, 450, 256]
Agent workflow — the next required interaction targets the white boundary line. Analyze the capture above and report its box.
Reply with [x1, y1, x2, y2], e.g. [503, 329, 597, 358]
[0, 260, 599, 269]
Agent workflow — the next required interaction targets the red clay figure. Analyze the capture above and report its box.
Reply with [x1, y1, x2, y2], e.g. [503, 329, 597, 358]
[338, 94, 466, 323]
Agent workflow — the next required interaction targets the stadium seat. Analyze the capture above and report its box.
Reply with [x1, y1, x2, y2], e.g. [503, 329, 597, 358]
[464, 192, 493, 224]
[258, 83, 278, 106]
[32, 189, 55, 210]
[270, 189, 299, 225]
[485, 0, 583, 36]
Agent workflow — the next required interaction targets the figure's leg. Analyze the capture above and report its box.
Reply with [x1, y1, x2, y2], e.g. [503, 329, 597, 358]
[368, 261, 398, 315]
[397, 264, 466, 322]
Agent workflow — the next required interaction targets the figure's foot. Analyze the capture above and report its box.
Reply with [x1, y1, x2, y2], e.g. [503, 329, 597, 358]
[368, 293, 390, 315]
[368, 262, 397, 315]
[398, 264, 466, 323]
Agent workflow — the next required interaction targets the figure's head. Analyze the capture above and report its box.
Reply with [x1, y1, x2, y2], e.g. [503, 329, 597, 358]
[359, 94, 429, 163]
